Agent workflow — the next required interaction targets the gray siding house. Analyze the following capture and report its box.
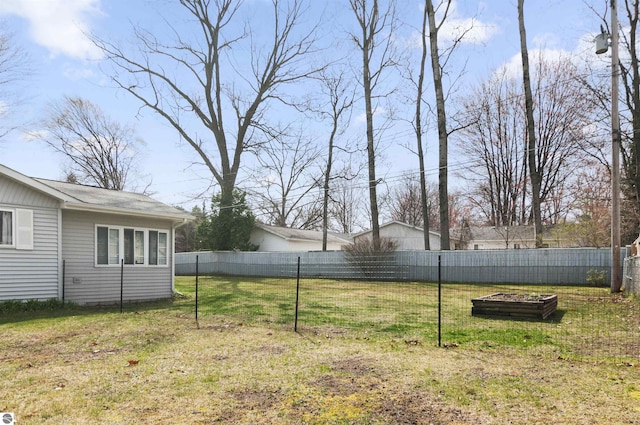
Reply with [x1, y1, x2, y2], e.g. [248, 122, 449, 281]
[0, 164, 190, 304]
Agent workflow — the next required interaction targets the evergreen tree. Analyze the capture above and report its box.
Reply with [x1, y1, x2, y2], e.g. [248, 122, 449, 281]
[198, 190, 257, 251]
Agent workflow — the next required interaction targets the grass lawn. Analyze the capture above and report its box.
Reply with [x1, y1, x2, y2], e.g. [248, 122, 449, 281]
[187, 276, 640, 357]
[1, 276, 639, 424]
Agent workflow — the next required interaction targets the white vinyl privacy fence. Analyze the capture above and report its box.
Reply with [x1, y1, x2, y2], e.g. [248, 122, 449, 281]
[175, 248, 625, 286]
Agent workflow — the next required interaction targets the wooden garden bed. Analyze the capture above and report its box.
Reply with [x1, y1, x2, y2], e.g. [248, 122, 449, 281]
[471, 293, 558, 320]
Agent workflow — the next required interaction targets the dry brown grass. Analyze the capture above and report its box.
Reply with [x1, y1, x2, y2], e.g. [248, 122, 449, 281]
[1, 307, 639, 424]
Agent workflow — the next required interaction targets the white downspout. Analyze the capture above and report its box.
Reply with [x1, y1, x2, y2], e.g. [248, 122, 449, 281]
[57, 203, 64, 301]
[171, 219, 186, 295]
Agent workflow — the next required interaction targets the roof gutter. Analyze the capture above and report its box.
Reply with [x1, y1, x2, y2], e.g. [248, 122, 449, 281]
[61, 202, 192, 223]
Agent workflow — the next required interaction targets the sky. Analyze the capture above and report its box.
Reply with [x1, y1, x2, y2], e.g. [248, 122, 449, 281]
[0, 0, 609, 214]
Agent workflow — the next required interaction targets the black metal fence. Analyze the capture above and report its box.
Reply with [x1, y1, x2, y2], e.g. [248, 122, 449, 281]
[176, 254, 640, 360]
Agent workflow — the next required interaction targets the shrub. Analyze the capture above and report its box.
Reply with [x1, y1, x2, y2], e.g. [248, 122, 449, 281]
[344, 237, 399, 279]
[0, 298, 69, 314]
[586, 269, 607, 287]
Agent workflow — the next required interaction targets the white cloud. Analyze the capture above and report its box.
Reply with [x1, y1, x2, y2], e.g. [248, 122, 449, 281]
[0, 0, 104, 60]
[439, 16, 500, 45]
[499, 48, 570, 80]
[62, 63, 96, 80]
[21, 129, 49, 142]
[258, 174, 278, 187]
[407, 1, 499, 52]
[497, 28, 610, 82]
[354, 107, 387, 124]
[532, 32, 561, 49]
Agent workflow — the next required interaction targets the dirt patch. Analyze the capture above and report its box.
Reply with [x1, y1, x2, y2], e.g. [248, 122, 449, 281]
[232, 387, 283, 411]
[310, 356, 383, 396]
[331, 356, 379, 376]
[207, 387, 285, 424]
[304, 356, 485, 425]
[254, 344, 288, 355]
[202, 321, 244, 332]
[380, 391, 486, 425]
[312, 373, 381, 398]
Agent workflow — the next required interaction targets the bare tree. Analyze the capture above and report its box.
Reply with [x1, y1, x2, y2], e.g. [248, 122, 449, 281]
[388, 175, 438, 229]
[446, 189, 469, 231]
[389, 177, 424, 227]
[401, 1, 476, 248]
[456, 68, 528, 227]
[415, 1, 432, 248]
[457, 55, 592, 228]
[425, 0, 454, 249]
[329, 179, 366, 234]
[92, 0, 319, 249]
[532, 56, 591, 224]
[0, 26, 30, 140]
[250, 131, 322, 229]
[314, 67, 356, 249]
[38, 96, 145, 191]
[349, 0, 398, 249]
[518, 0, 543, 247]
[551, 164, 611, 248]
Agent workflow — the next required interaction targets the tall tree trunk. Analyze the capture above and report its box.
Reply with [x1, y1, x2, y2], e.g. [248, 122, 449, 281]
[426, 0, 450, 250]
[322, 119, 337, 251]
[351, 0, 384, 249]
[364, 55, 381, 248]
[518, 0, 543, 247]
[416, 0, 431, 250]
[218, 177, 235, 250]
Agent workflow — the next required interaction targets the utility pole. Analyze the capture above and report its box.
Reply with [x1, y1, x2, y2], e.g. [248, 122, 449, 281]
[597, 1, 622, 292]
[611, 0, 621, 293]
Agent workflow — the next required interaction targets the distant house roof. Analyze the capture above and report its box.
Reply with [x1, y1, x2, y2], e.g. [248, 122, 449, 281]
[353, 221, 441, 238]
[254, 222, 352, 244]
[1, 164, 190, 222]
[451, 225, 536, 242]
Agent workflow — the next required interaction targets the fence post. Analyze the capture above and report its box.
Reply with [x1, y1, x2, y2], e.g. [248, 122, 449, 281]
[294, 256, 301, 332]
[438, 254, 442, 347]
[120, 259, 124, 313]
[195, 255, 199, 325]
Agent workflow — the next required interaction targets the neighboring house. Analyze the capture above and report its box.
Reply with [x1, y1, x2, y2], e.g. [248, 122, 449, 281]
[451, 225, 565, 250]
[353, 221, 442, 251]
[0, 164, 191, 304]
[250, 222, 351, 252]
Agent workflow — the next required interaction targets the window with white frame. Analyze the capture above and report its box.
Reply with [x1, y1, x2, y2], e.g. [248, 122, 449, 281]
[124, 228, 145, 264]
[0, 209, 13, 246]
[0, 208, 33, 249]
[96, 225, 168, 266]
[148, 230, 168, 265]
